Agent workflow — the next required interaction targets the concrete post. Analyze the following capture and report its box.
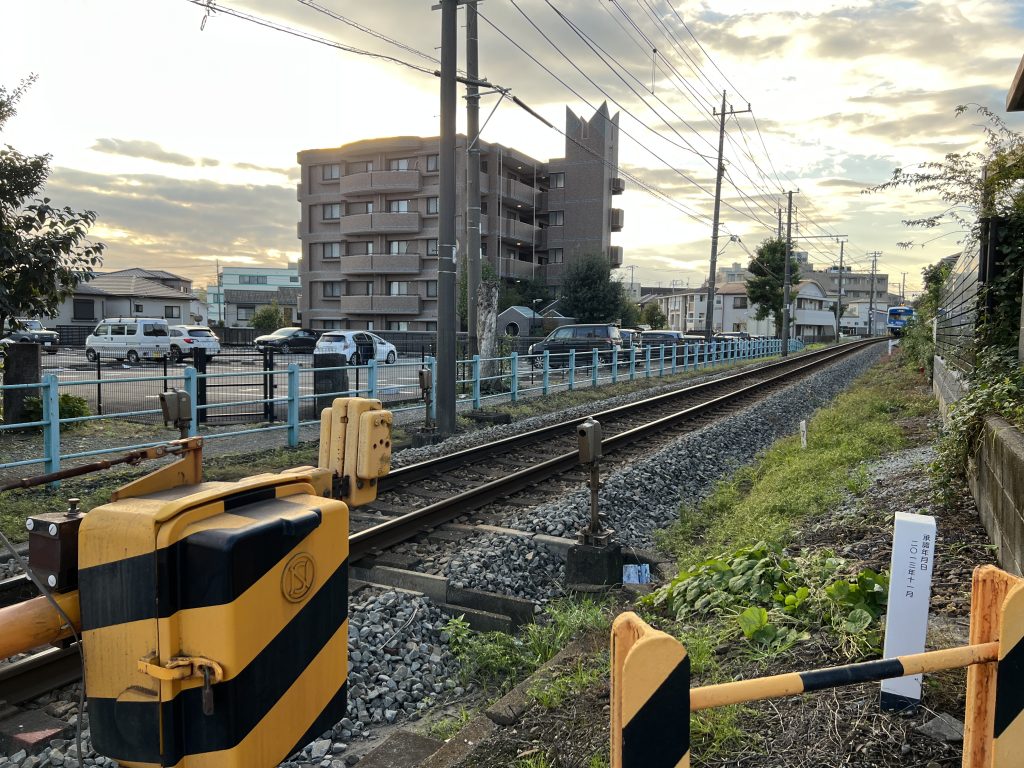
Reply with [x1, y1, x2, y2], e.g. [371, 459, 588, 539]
[2, 343, 42, 424]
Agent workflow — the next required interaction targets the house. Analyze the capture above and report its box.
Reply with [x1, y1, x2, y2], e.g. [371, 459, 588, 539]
[792, 280, 837, 341]
[208, 266, 300, 327]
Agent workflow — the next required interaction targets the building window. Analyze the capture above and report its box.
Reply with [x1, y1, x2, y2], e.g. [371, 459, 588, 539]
[164, 305, 181, 319]
[550, 248, 563, 264]
[426, 154, 439, 172]
[424, 321, 437, 332]
[134, 303, 144, 313]
[388, 158, 412, 171]
[321, 242, 343, 259]
[354, 282, 374, 296]
[290, 276, 299, 282]
[73, 299, 94, 320]
[550, 210, 564, 226]
[389, 240, 412, 254]
[237, 306, 255, 321]
[240, 275, 269, 285]
[733, 296, 748, 309]
[426, 238, 438, 255]
[321, 164, 340, 181]
[388, 321, 410, 331]
[426, 280, 438, 298]
[388, 281, 409, 296]
[347, 201, 373, 215]
[388, 199, 411, 213]
[426, 197, 439, 214]
[323, 319, 344, 330]
[349, 241, 374, 255]
[323, 203, 341, 220]
[348, 160, 372, 173]
[549, 172, 565, 188]
[323, 281, 342, 298]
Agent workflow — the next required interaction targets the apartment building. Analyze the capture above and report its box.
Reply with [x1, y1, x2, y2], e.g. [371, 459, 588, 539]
[296, 104, 623, 332]
[208, 266, 300, 326]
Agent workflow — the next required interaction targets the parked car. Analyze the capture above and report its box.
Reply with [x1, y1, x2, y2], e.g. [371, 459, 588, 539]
[1, 319, 59, 354]
[85, 318, 170, 363]
[528, 323, 622, 366]
[715, 331, 752, 341]
[619, 328, 644, 349]
[168, 325, 222, 362]
[640, 330, 685, 347]
[314, 331, 398, 365]
[254, 327, 320, 353]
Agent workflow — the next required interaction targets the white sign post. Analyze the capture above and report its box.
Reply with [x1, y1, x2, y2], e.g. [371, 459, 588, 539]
[800, 420, 807, 449]
[880, 511, 936, 711]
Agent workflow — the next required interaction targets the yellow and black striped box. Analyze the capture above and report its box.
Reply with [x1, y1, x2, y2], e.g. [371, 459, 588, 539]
[78, 474, 349, 768]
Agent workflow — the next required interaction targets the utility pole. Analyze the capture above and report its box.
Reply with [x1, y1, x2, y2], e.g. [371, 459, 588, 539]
[901, 272, 907, 303]
[777, 207, 783, 240]
[867, 251, 881, 336]
[436, 0, 457, 435]
[781, 190, 794, 356]
[834, 239, 845, 339]
[466, 0, 481, 359]
[704, 91, 751, 342]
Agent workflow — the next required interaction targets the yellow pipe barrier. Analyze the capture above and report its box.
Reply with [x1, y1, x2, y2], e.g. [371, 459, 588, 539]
[0, 591, 81, 658]
[690, 641, 998, 712]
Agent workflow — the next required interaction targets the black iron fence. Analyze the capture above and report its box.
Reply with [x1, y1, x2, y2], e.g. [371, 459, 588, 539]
[936, 239, 982, 374]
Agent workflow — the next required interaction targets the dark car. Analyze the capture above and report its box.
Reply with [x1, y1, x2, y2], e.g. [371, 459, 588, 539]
[254, 327, 320, 353]
[1, 319, 59, 354]
[528, 323, 622, 366]
[619, 328, 644, 348]
[640, 330, 686, 347]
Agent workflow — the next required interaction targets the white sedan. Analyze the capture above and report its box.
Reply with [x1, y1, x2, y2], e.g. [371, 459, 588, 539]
[314, 331, 398, 365]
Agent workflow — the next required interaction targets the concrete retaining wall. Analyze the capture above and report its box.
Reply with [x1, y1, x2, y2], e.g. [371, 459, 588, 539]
[933, 355, 968, 418]
[969, 415, 1024, 576]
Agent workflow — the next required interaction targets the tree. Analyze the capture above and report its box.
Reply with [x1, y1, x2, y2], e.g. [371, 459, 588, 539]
[867, 105, 1024, 353]
[641, 301, 667, 329]
[0, 76, 104, 333]
[497, 275, 548, 314]
[745, 237, 800, 334]
[251, 302, 287, 335]
[559, 253, 629, 323]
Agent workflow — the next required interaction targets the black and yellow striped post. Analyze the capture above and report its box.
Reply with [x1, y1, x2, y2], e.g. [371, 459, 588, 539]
[994, 581, 1024, 764]
[610, 612, 690, 768]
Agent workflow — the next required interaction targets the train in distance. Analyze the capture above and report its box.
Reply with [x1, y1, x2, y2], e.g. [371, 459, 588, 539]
[886, 305, 915, 337]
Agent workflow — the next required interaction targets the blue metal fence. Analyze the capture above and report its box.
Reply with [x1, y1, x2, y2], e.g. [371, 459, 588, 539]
[0, 339, 799, 476]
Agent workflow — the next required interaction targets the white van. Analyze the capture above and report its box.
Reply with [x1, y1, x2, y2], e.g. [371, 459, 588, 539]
[85, 318, 171, 363]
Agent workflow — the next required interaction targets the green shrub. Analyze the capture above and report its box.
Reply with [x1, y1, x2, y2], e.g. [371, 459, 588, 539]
[17, 393, 91, 425]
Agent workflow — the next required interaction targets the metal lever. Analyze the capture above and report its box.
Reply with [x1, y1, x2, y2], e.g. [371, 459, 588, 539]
[201, 665, 215, 716]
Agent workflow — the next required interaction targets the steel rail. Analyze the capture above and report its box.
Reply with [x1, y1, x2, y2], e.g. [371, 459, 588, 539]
[0, 645, 81, 705]
[352, 340, 880, 559]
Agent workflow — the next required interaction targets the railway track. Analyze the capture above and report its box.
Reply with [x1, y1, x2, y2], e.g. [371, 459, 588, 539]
[0, 339, 881, 705]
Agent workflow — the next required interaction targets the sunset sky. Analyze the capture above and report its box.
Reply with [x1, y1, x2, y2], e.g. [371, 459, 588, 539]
[3, 0, 1023, 295]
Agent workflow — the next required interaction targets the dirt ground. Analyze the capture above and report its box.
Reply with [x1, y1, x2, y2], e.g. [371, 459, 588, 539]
[448, 366, 996, 767]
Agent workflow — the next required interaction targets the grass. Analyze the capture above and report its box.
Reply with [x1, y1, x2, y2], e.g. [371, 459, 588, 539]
[426, 707, 472, 742]
[446, 597, 610, 694]
[0, 442, 321, 542]
[528, 653, 606, 709]
[655, 354, 935, 563]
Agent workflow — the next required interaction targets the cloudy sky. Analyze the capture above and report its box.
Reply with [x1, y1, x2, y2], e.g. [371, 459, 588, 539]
[3, 0, 1023, 295]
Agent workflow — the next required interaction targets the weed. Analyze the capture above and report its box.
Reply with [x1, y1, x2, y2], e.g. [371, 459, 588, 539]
[513, 754, 553, 768]
[427, 707, 471, 741]
[691, 704, 752, 760]
[445, 598, 610, 693]
[528, 654, 605, 709]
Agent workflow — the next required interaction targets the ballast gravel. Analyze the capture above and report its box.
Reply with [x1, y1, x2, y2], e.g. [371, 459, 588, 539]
[507, 345, 885, 550]
[446, 533, 567, 601]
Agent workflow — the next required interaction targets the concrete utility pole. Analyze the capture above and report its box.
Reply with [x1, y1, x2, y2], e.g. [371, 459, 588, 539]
[704, 91, 751, 342]
[867, 251, 881, 336]
[466, 0, 481, 359]
[436, 0, 457, 435]
[834, 239, 846, 339]
[781, 190, 794, 357]
[901, 272, 907, 303]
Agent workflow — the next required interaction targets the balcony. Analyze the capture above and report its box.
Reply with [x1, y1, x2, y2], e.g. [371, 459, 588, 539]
[339, 170, 421, 196]
[498, 217, 539, 244]
[339, 212, 421, 236]
[343, 295, 422, 315]
[608, 245, 623, 267]
[501, 257, 540, 281]
[609, 208, 625, 232]
[498, 176, 541, 207]
[610, 177, 625, 195]
[342, 253, 422, 274]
